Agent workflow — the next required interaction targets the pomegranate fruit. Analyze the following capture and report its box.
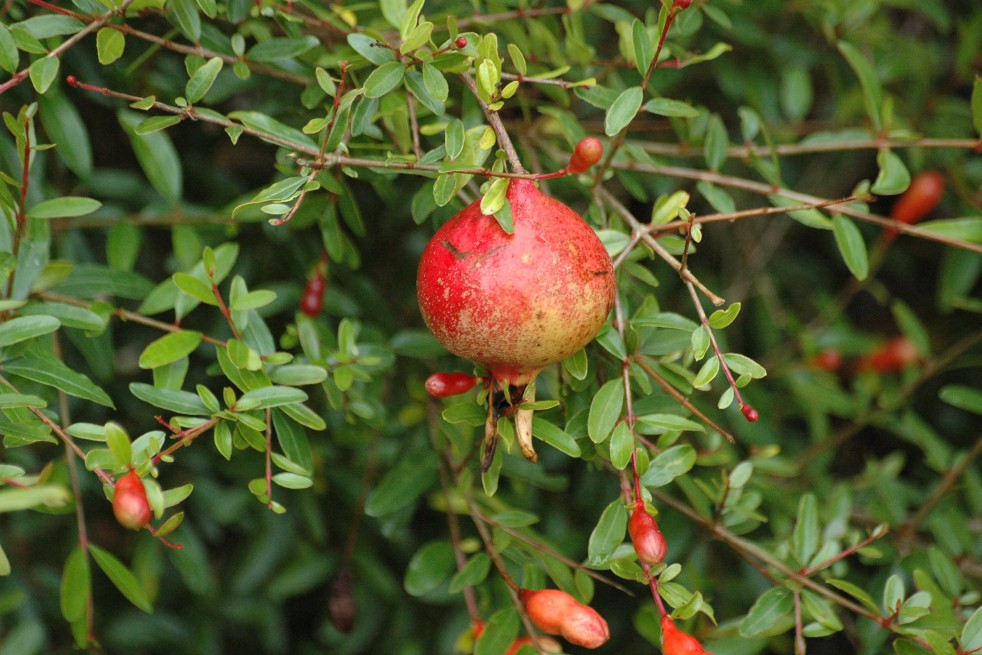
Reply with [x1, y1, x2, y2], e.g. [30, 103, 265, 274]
[113, 470, 151, 531]
[417, 178, 615, 469]
[628, 500, 667, 565]
[519, 588, 610, 649]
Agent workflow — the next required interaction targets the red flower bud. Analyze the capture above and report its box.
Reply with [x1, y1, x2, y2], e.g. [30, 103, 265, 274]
[856, 336, 920, 374]
[740, 403, 759, 423]
[628, 500, 667, 565]
[520, 589, 610, 649]
[113, 471, 151, 531]
[887, 170, 944, 240]
[661, 616, 710, 655]
[455, 36, 468, 49]
[424, 372, 480, 398]
[807, 348, 843, 372]
[299, 271, 326, 317]
[568, 137, 603, 174]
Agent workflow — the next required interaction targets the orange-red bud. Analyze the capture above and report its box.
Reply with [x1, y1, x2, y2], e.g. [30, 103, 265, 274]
[568, 137, 603, 174]
[661, 616, 710, 655]
[520, 589, 609, 649]
[113, 471, 151, 531]
[628, 500, 667, 565]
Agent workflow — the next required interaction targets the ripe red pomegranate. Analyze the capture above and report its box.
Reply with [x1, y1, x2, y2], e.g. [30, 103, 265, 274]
[628, 500, 667, 565]
[113, 470, 151, 531]
[417, 179, 615, 468]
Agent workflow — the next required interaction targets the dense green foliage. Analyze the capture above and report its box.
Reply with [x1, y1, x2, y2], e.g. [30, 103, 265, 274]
[1, 1, 981, 654]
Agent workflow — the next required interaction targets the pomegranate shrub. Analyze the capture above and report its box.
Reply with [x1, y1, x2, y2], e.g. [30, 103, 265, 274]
[0, 1, 979, 654]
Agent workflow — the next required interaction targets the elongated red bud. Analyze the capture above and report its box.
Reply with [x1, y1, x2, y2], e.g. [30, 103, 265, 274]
[740, 403, 759, 423]
[520, 589, 609, 649]
[568, 137, 603, 174]
[424, 372, 480, 398]
[113, 471, 151, 531]
[629, 500, 667, 565]
[887, 170, 944, 240]
[661, 616, 710, 655]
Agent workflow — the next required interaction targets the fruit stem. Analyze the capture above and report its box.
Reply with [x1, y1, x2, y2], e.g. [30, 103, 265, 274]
[459, 72, 527, 174]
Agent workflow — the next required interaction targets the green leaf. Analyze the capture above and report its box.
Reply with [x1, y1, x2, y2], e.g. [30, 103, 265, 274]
[173, 272, 217, 305]
[185, 56, 223, 104]
[962, 606, 982, 651]
[445, 118, 465, 160]
[832, 215, 869, 280]
[480, 177, 509, 217]
[404, 541, 455, 597]
[247, 36, 319, 63]
[837, 41, 883, 132]
[632, 19, 651, 76]
[449, 553, 491, 593]
[422, 62, 448, 102]
[475, 608, 520, 655]
[96, 27, 125, 65]
[740, 587, 794, 637]
[364, 62, 406, 99]
[587, 378, 624, 443]
[0, 23, 18, 73]
[3, 356, 113, 407]
[60, 547, 90, 623]
[0, 393, 46, 409]
[708, 302, 741, 329]
[643, 97, 700, 118]
[105, 422, 132, 469]
[27, 196, 101, 220]
[89, 545, 153, 613]
[134, 115, 183, 135]
[769, 194, 832, 230]
[169, 0, 201, 42]
[609, 421, 634, 470]
[640, 444, 697, 487]
[119, 110, 182, 203]
[826, 578, 881, 614]
[29, 56, 59, 94]
[722, 353, 767, 378]
[563, 348, 589, 381]
[138, 331, 203, 369]
[0, 315, 60, 347]
[129, 383, 209, 415]
[697, 181, 736, 214]
[704, 114, 729, 171]
[793, 493, 819, 565]
[365, 449, 438, 517]
[400, 21, 433, 54]
[238, 386, 308, 409]
[871, 150, 910, 196]
[532, 416, 581, 457]
[939, 385, 982, 415]
[587, 499, 627, 566]
[604, 86, 643, 136]
[918, 217, 982, 244]
[0, 485, 70, 513]
[227, 111, 317, 150]
[38, 91, 92, 178]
